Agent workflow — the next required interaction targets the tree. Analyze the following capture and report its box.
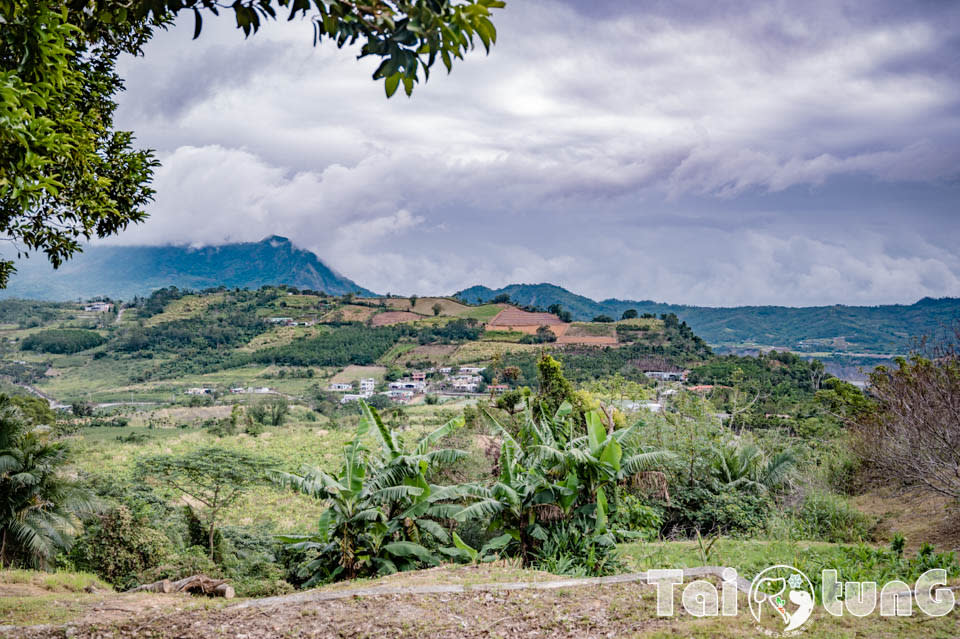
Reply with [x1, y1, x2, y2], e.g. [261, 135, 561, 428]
[535, 325, 557, 343]
[491, 293, 511, 304]
[138, 448, 275, 559]
[432, 303, 443, 316]
[409, 295, 418, 309]
[592, 315, 614, 323]
[0, 395, 96, 567]
[851, 331, 960, 501]
[2, 1, 503, 288]
[621, 309, 638, 320]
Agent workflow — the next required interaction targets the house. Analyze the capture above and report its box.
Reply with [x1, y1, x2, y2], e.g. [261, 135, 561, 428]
[438, 367, 453, 374]
[359, 378, 376, 393]
[488, 384, 509, 394]
[185, 387, 212, 395]
[84, 302, 112, 312]
[328, 383, 353, 392]
[411, 371, 427, 382]
[252, 387, 273, 394]
[389, 380, 425, 392]
[644, 371, 683, 382]
[268, 317, 294, 324]
[451, 380, 479, 392]
[386, 389, 415, 400]
[340, 394, 365, 404]
[458, 366, 485, 375]
[230, 387, 246, 394]
[687, 385, 714, 393]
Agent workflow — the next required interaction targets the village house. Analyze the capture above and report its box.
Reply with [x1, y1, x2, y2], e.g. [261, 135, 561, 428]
[644, 371, 683, 382]
[487, 384, 509, 394]
[458, 366, 486, 375]
[358, 378, 376, 393]
[340, 393, 372, 404]
[411, 371, 427, 382]
[328, 383, 353, 392]
[389, 380, 425, 392]
[84, 302, 112, 312]
[185, 387, 212, 395]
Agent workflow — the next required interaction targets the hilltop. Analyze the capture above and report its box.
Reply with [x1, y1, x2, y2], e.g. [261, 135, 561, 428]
[456, 283, 959, 354]
[0, 236, 373, 300]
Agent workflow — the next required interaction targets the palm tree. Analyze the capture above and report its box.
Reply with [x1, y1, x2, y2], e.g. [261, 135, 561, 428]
[707, 437, 796, 494]
[0, 395, 96, 568]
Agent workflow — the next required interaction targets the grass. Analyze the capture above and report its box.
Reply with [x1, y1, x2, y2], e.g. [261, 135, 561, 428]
[377, 342, 418, 365]
[567, 322, 615, 337]
[449, 341, 540, 364]
[481, 330, 526, 342]
[0, 569, 111, 592]
[457, 304, 504, 322]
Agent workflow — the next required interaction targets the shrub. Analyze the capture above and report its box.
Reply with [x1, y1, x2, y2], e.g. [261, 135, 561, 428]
[664, 484, 769, 536]
[69, 507, 172, 589]
[610, 492, 662, 541]
[532, 521, 625, 577]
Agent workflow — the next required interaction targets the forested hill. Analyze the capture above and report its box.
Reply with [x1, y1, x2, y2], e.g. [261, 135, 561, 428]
[456, 283, 959, 354]
[0, 236, 374, 301]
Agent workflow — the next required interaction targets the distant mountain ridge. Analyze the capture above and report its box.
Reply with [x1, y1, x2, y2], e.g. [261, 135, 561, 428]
[1, 236, 373, 300]
[455, 283, 960, 354]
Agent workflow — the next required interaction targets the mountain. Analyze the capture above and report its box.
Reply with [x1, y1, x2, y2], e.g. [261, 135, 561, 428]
[1, 236, 374, 300]
[455, 283, 960, 354]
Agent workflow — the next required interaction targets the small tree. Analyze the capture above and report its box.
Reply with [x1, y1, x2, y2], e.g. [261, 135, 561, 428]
[138, 448, 275, 559]
[267, 396, 289, 427]
[432, 303, 443, 316]
[409, 295, 418, 309]
[535, 325, 557, 343]
[621, 309, 638, 320]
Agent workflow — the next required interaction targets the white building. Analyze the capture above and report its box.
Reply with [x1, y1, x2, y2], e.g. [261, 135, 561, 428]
[185, 387, 212, 395]
[84, 302, 112, 312]
[389, 380, 424, 392]
[458, 366, 485, 375]
[644, 371, 682, 382]
[328, 383, 353, 392]
[359, 378, 376, 393]
[386, 389, 414, 400]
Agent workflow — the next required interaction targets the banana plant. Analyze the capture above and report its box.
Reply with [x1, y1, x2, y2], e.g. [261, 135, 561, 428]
[274, 401, 469, 584]
[454, 402, 673, 564]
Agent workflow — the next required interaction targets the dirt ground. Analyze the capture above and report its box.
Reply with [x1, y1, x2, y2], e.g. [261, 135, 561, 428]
[852, 485, 960, 552]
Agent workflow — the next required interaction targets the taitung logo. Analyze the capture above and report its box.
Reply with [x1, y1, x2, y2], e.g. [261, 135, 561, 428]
[748, 565, 815, 635]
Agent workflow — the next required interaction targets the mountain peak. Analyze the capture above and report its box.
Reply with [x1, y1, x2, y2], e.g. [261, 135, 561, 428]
[262, 235, 291, 246]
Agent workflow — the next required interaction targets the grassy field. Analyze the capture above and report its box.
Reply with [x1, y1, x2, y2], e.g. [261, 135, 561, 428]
[450, 341, 541, 364]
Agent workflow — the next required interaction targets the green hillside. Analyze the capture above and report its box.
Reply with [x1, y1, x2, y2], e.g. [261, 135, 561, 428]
[456, 283, 958, 354]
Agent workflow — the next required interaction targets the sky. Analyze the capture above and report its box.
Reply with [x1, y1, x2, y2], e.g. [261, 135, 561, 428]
[108, 0, 960, 307]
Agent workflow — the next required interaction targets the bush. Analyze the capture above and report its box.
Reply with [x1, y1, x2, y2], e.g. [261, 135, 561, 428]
[611, 493, 662, 541]
[69, 507, 172, 589]
[664, 484, 769, 536]
[532, 521, 625, 577]
[790, 492, 875, 543]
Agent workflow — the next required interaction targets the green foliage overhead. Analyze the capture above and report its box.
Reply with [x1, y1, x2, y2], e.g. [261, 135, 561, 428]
[20, 328, 106, 354]
[1, 1, 158, 288]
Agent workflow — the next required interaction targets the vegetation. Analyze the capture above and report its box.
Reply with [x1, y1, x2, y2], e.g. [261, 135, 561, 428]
[20, 329, 106, 354]
[138, 448, 276, 559]
[0, 395, 95, 568]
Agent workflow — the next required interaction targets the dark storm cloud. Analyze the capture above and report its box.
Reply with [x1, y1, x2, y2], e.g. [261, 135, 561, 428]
[107, 0, 960, 306]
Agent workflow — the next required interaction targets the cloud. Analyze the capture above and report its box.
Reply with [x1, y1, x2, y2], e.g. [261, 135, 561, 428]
[104, 0, 960, 305]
